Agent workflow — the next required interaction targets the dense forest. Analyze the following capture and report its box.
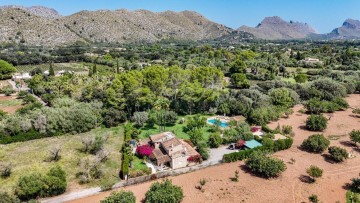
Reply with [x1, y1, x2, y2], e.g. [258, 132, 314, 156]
[0, 40, 359, 143]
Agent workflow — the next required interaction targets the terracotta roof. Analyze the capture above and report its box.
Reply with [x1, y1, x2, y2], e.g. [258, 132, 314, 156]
[150, 148, 171, 164]
[161, 137, 182, 151]
[149, 132, 175, 143]
[138, 138, 151, 146]
[181, 140, 199, 157]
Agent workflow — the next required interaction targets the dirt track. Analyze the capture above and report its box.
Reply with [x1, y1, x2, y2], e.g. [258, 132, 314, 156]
[68, 94, 360, 203]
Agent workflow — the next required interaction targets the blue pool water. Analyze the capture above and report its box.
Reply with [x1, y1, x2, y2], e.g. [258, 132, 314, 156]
[208, 119, 228, 127]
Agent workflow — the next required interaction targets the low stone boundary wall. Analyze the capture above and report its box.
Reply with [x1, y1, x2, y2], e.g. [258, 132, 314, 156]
[42, 160, 223, 203]
[113, 160, 222, 189]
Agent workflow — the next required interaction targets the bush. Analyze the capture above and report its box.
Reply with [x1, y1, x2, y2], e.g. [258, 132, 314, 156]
[136, 145, 154, 158]
[350, 130, 360, 145]
[223, 138, 293, 163]
[294, 73, 308, 83]
[145, 179, 183, 203]
[132, 111, 148, 127]
[301, 134, 330, 153]
[15, 166, 67, 201]
[207, 132, 222, 148]
[351, 178, 360, 191]
[0, 163, 12, 178]
[309, 194, 319, 203]
[310, 78, 347, 101]
[269, 88, 297, 108]
[100, 191, 136, 203]
[196, 143, 209, 161]
[82, 135, 107, 155]
[306, 114, 328, 131]
[0, 60, 17, 80]
[121, 154, 130, 180]
[245, 150, 286, 178]
[328, 146, 348, 162]
[103, 108, 127, 128]
[306, 165, 323, 182]
[0, 192, 20, 203]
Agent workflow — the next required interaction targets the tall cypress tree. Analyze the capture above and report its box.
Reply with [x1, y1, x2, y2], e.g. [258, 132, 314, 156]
[92, 63, 97, 75]
[116, 58, 120, 74]
[49, 62, 55, 76]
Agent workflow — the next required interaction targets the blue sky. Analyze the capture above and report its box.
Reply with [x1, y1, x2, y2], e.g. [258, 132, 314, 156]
[2, 0, 360, 33]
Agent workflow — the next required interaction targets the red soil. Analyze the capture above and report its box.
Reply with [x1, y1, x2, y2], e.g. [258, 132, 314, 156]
[68, 94, 360, 203]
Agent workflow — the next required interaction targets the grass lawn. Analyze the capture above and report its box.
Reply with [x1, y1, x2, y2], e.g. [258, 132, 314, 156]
[0, 126, 124, 194]
[131, 156, 148, 171]
[138, 114, 213, 141]
[281, 77, 296, 84]
[346, 190, 360, 203]
[0, 99, 22, 108]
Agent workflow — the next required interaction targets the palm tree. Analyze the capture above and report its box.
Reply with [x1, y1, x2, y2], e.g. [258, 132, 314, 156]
[154, 98, 170, 132]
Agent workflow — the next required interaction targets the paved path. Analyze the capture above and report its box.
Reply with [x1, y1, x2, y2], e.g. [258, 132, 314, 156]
[7, 79, 47, 105]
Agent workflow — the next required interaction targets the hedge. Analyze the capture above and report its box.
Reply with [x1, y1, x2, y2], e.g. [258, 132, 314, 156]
[121, 153, 130, 179]
[223, 138, 293, 163]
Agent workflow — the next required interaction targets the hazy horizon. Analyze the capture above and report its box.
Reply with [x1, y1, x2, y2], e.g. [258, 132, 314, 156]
[1, 0, 360, 33]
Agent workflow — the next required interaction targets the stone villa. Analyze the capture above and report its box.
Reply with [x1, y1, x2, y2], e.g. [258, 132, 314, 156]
[140, 132, 200, 169]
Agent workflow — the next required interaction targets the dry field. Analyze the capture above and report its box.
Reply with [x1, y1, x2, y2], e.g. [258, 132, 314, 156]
[69, 94, 360, 203]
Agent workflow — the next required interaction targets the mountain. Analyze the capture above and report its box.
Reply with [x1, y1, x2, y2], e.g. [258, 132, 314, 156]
[60, 9, 233, 44]
[0, 6, 233, 46]
[238, 16, 317, 40]
[0, 7, 81, 46]
[324, 19, 360, 39]
[0, 5, 61, 19]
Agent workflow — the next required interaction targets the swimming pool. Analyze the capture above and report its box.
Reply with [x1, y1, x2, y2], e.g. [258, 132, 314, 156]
[207, 119, 229, 127]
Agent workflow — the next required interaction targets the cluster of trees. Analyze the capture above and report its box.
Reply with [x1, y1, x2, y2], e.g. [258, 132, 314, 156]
[15, 166, 67, 201]
[0, 97, 101, 143]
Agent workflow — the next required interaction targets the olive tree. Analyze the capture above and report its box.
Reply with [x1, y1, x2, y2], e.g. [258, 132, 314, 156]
[101, 191, 136, 203]
[301, 134, 330, 153]
[245, 150, 286, 178]
[145, 179, 184, 203]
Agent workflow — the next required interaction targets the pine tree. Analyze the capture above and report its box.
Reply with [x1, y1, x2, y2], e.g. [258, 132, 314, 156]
[49, 62, 55, 76]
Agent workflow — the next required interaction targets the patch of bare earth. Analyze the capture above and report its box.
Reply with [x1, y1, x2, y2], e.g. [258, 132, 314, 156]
[68, 94, 360, 203]
[0, 95, 23, 113]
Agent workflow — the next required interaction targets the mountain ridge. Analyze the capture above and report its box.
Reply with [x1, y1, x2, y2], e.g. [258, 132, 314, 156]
[1, 5, 360, 45]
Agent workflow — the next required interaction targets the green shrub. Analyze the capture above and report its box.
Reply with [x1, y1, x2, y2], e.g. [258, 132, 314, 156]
[208, 132, 222, 148]
[306, 114, 328, 131]
[328, 146, 348, 162]
[101, 191, 136, 203]
[301, 134, 330, 153]
[350, 130, 360, 145]
[223, 138, 293, 163]
[121, 154, 130, 180]
[15, 166, 67, 201]
[0, 86, 15, 96]
[0, 192, 20, 203]
[245, 150, 286, 178]
[306, 165, 323, 182]
[0, 60, 17, 80]
[145, 179, 183, 203]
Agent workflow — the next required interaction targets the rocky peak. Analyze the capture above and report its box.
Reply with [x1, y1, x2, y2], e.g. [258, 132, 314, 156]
[260, 16, 286, 25]
[342, 19, 360, 29]
[0, 5, 61, 19]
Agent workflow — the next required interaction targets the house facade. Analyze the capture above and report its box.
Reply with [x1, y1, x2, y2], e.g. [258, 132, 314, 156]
[141, 132, 200, 169]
